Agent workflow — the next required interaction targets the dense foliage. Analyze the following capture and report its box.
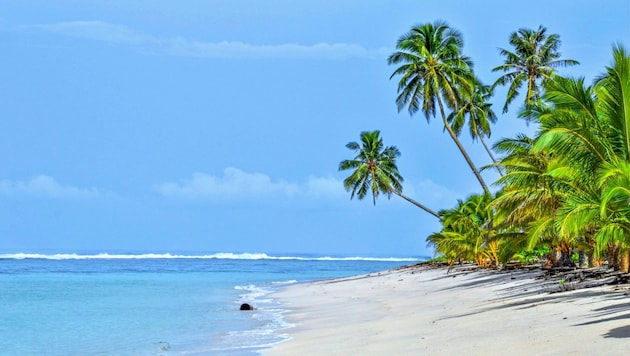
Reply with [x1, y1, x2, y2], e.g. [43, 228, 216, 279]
[341, 22, 629, 271]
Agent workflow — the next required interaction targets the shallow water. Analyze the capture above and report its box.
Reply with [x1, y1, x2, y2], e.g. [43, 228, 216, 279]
[0, 253, 423, 355]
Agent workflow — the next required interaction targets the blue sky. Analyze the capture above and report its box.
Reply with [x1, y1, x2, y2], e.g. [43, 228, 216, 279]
[1, 0, 628, 257]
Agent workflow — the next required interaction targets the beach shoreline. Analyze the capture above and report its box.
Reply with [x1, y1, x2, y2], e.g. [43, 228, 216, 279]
[264, 264, 630, 355]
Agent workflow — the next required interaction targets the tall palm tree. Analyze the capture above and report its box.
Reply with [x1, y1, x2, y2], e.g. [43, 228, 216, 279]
[339, 130, 440, 219]
[492, 25, 579, 113]
[447, 81, 502, 175]
[388, 21, 491, 195]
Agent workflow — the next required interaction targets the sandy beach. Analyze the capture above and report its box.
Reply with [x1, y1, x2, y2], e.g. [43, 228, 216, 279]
[265, 264, 630, 355]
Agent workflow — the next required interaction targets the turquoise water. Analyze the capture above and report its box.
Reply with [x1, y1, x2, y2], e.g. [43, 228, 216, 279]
[0, 253, 422, 355]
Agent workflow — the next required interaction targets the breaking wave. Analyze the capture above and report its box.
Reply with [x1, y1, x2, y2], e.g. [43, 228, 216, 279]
[0, 252, 423, 262]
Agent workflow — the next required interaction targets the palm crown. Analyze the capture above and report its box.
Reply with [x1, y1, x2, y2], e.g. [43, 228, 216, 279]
[339, 130, 440, 218]
[388, 20, 473, 119]
[492, 25, 579, 113]
[339, 130, 403, 205]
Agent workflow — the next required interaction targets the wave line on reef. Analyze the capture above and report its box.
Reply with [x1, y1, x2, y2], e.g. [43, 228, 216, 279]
[0, 252, 424, 262]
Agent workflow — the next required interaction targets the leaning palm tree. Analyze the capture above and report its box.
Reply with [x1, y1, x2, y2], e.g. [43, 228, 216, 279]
[492, 25, 579, 113]
[339, 130, 439, 219]
[447, 81, 502, 175]
[388, 21, 491, 195]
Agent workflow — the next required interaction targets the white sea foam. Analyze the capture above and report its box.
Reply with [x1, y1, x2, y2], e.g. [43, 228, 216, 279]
[235, 284, 271, 301]
[0, 252, 422, 262]
[217, 282, 295, 353]
[272, 280, 298, 285]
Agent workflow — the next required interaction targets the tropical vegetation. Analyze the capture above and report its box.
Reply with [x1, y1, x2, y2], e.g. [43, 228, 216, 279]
[340, 21, 629, 273]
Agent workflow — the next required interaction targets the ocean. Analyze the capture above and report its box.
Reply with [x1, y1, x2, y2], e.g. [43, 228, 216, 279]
[0, 253, 423, 355]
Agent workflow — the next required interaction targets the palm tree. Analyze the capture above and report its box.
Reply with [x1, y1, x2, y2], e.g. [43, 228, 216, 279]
[491, 134, 576, 267]
[531, 44, 630, 271]
[428, 193, 499, 266]
[339, 130, 440, 219]
[492, 25, 579, 113]
[388, 21, 491, 195]
[598, 161, 630, 271]
[447, 81, 502, 175]
[595, 45, 630, 271]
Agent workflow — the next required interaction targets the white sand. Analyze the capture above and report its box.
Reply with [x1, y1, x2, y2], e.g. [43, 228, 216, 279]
[264, 265, 630, 355]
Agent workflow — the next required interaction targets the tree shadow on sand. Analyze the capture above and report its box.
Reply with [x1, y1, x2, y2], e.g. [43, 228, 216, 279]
[604, 325, 630, 338]
[424, 264, 630, 327]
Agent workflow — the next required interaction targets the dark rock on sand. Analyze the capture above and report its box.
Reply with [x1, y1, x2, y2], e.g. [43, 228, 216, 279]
[240, 303, 254, 310]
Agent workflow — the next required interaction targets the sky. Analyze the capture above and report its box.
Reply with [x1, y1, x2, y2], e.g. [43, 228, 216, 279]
[0, 0, 628, 257]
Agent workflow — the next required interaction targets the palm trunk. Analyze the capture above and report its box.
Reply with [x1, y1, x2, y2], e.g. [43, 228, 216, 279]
[620, 249, 630, 273]
[589, 255, 602, 267]
[437, 97, 491, 195]
[560, 242, 576, 267]
[526, 74, 536, 107]
[392, 190, 440, 219]
[479, 136, 504, 176]
[578, 250, 589, 268]
[609, 243, 620, 270]
[488, 240, 499, 267]
[586, 234, 602, 267]
[546, 243, 575, 268]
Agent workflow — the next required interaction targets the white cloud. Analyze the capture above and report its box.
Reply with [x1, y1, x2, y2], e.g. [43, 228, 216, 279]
[304, 176, 346, 199]
[0, 175, 100, 199]
[156, 168, 299, 199]
[403, 179, 464, 210]
[155, 168, 462, 207]
[156, 167, 344, 200]
[34, 21, 152, 46]
[32, 21, 390, 60]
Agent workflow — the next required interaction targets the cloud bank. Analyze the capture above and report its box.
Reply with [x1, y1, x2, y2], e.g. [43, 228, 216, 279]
[33, 21, 389, 60]
[404, 179, 464, 210]
[154, 168, 463, 209]
[0, 175, 100, 199]
[155, 167, 345, 200]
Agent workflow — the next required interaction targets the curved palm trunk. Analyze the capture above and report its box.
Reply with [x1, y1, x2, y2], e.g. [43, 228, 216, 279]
[437, 98, 492, 195]
[392, 190, 440, 219]
[479, 136, 504, 176]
